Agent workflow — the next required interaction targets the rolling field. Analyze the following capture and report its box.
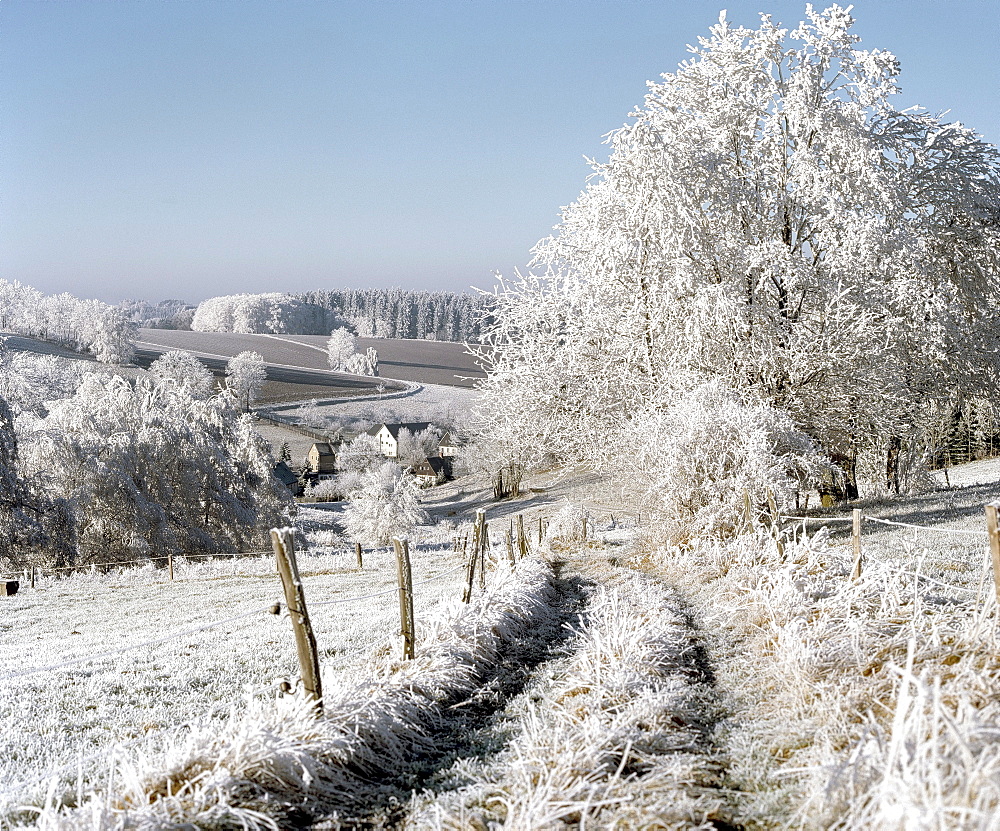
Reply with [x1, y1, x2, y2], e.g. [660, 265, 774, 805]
[137, 329, 486, 388]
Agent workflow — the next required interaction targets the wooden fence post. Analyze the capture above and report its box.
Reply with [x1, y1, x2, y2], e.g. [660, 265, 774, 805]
[505, 527, 516, 564]
[271, 529, 323, 711]
[852, 508, 863, 581]
[766, 488, 785, 558]
[393, 538, 415, 660]
[538, 516, 543, 544]
[354, 542, 363, 569]
[480, 516, 489, 591]
[985, 503, 1000, 604]
[742, 489, 753, 533]
[517, 515, 527, 560]
[30, 567, 35, 589]
[462, 534, 475, 603]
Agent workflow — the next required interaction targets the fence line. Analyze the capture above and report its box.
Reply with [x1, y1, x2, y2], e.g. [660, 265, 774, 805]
[3, 559, 469, 682]
[777, 512, 985, 538]
[901, 570, 980, 595]
[777, 514, 854, 524]
[39, 550, 271, 575]
[287, 563, 466, 612]
[1, 522, 519, 816]
[863, 516, 986, 537]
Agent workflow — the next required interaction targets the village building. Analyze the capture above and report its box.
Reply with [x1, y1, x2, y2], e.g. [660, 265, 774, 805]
[437, 431, 462, 457]
[272, 461, 303, 496]
[306, 442, 336, 474]
[365, 422, 434, 458]
[410, 456, 447, 487]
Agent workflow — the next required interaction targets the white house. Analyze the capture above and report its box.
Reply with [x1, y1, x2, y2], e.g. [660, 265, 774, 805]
[437, 431, 462, 457]
[365, 422, 433, 458]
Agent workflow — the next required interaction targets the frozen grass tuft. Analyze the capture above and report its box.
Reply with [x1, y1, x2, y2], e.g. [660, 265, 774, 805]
[647, 513, 1000, 829]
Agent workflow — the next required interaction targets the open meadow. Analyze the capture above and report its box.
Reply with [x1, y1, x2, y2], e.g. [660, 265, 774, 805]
[5, 461, 1000, 828]
[0, 520, 468, 821]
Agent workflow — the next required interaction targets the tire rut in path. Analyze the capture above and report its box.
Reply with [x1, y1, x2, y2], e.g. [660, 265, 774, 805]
[401, 555, 746, 830]
[311, 564, 592, 829]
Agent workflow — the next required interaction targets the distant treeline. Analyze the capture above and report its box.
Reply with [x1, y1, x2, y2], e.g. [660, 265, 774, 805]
[164, 288, 495, 342]
[298, 288, 494, 342]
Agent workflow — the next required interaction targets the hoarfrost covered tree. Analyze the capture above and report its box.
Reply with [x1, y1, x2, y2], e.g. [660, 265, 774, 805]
[0, 346, 85, 417]
[0, 396, 50, 566]
[344, 349, 378, 376]
[226, 350, 267, 412]
[0, 279, 136, 363]
[326, 327, 378, 375]
[192, 293, 344, 335]
[334, 434, 383, 495]
[19, 374, 290, 564]
[149, 350, 215, 399]
[340, 460, 427, 546]
[476, 5, 1000, 508]
[395, 426, 442, 467]
[326, 327, 357, 371]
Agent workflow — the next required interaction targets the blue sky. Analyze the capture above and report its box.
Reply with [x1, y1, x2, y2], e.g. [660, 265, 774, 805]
[1, 0, 997, 304]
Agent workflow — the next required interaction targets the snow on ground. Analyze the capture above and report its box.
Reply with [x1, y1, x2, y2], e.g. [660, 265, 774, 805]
[0, 531, 466, 816]
[9, 455, 1000, 827]
[932, 456, 1000, 489]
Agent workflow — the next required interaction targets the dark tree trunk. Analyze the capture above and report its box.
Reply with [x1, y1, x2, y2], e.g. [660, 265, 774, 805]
[886, 436, 902, 494]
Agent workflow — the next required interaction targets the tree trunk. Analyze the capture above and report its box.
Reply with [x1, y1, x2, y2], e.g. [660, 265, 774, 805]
[886, 436, 902, 494]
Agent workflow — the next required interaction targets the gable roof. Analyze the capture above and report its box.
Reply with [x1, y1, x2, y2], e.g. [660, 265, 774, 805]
[438, 431, 462, 447]
[309, 442, 334, 455]
[273, 461, 299, 487]
[411, 456, 446, 476]
[366, 422, 434, 440]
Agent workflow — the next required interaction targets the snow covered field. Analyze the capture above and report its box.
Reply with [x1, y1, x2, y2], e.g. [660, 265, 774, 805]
[7, 461, 1000, 827]
[0, 529, 467, 818]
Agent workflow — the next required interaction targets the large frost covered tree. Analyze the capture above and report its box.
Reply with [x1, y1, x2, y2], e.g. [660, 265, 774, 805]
[477, 5, 1000, 510]
[341, 461, 427, 546]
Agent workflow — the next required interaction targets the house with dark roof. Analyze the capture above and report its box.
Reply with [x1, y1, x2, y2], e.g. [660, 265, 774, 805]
[366, 422, 434, 458]
[306, 442, 337, 474]
[272, 461, 303, 496]
[411, 456, 447, 487]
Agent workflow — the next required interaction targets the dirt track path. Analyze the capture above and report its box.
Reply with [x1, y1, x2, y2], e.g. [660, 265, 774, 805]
[394, 548, 743, 831]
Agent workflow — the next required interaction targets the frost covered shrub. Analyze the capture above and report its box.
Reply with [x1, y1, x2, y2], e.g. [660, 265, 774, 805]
[305, 528, 343, 549]
[628, 384, 827, 543]
[543, 502, 591, 548]
[303, 478, 343, 500]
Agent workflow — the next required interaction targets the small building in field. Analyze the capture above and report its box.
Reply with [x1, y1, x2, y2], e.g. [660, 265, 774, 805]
[366, 422, 433, 458]
[306, 442, 337, 474]
[273, 461, 303, 496]
[437, 431, 462, 457]
[411, 456, 447, 487]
